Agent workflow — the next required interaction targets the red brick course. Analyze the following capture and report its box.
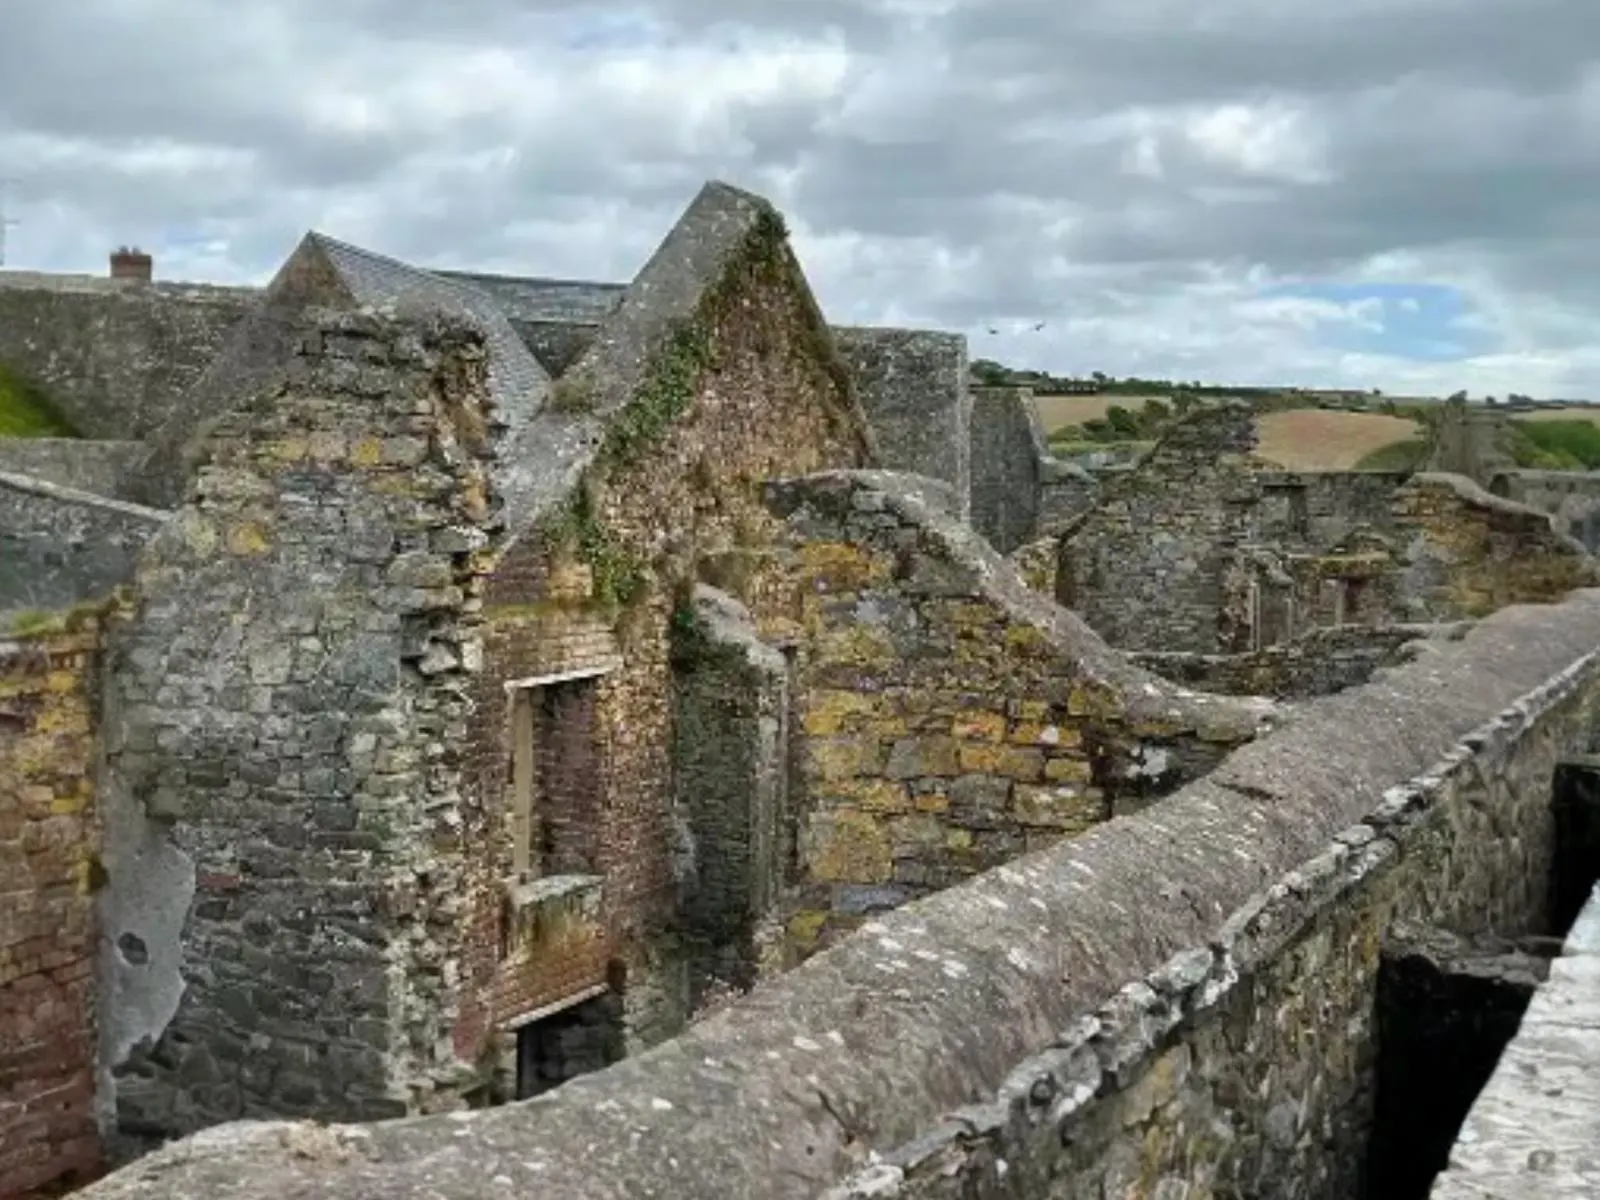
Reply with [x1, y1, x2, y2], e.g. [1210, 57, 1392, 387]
[0, 630, 104, 1199]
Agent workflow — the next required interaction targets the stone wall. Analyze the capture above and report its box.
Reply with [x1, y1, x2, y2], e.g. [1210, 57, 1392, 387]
[765, 469, 1271, 957]
[0, 620, 103, 1199]
[1432, 881, 1600, 1196]
[1388, 472, 1598, 620]
[1132, 622, 1471, 699]
[448, 182, 875, 1079]
[0, 273, 254, 441]
[0, 473, 168, 621]
[832, 327, 968, 517]
[94, 307, 503, 1148]
[1253, 468, 1408, 548]
[68, 589, 1600, 1200]
[1426, 396, 1517, 482]
[671, 586, 790, 999]
[0, 439, 148, 501]
[1058, 402, 1261, 652]
[1488, 466, 1600, 551]
[968, 386, 1095, 554]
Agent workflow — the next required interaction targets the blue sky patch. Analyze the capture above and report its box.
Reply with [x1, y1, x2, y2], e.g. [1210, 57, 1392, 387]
[1256, 281, 1498, 362]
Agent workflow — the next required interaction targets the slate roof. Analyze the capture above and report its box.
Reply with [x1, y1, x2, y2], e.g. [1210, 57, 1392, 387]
[433, 271, 625, 325]
[307, 233, 551, 437]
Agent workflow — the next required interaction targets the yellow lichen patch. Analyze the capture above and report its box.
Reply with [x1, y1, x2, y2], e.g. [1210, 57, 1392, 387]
[176, 512, 218, 557]
[1067, 682, 1121, 719]
[1010, 721, 1081, 750]
[951, 709, 1006, 742]
[1044, 756, 1095, 784]
[264, 436, 309, 463]
[813, 624, 896, 669]
[349, 436, 385, 467]
[805, 736, 883, 781]
[829, 778, 912, 814]
[307, 431, 347, 461]
[806, 808, 893, 884]
[958, 741, 1045, 780]
[801, 689, 881, 736]
[1013, 783, 1106, 830]
[225, 521, 272, 556]
[785, 908, 830, 956]
[797, 541, 888, 591]
[1002, 624, 1052, 657]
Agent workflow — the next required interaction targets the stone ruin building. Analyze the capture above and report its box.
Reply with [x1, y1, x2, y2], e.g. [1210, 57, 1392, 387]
[2, 181, 1598, 1199]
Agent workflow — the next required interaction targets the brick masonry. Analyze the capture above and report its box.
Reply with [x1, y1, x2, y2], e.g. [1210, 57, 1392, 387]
[0, 622, 103, 1199]
[450, 189, 873, 1070]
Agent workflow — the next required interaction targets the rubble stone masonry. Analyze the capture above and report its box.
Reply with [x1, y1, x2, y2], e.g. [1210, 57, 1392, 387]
[765, 470, 1272, 957]
[95, 307, 503, 1146]
[0, 619, 103, 1199]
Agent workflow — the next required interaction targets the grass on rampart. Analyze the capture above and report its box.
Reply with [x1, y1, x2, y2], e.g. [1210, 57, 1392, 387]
[0, 362, 79, 437]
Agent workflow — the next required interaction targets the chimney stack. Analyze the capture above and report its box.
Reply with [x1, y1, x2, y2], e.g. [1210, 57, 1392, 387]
[109, 246, 152, 282]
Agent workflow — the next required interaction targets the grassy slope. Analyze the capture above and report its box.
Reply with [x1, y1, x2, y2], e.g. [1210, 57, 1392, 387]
[0, 363, 78, 437]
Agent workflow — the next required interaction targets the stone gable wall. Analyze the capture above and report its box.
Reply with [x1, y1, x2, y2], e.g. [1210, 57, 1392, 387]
[448, 191, 873, 1073]
[0, 621, 103, 1199]
[94, 308, 502, 1149]
[764, 470, 1270, 958]
[67, 590, 1600, 1200]
[968, 386, 1097, 554]
[0, 275, 254, 441]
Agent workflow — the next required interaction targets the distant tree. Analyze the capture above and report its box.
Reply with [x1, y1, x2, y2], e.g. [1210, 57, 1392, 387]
[1105, 404, 1142, 437]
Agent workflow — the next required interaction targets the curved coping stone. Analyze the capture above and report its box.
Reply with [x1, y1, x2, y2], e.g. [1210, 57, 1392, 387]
[77, 589, 1600, 1200]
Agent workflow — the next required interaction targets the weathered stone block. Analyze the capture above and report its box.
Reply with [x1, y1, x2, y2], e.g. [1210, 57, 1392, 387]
[804, 809, 893, 884]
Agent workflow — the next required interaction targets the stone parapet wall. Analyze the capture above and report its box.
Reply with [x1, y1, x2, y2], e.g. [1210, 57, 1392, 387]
[67, 589, 1600, 1200]
[1132, 622, 1472, 699]
[0, 440, 149, 501]
[0, 274, 254, 441]
[0, 473, 168, 620]
[1431, 881, 1600, 1197]
[0, 621, 103, 1199]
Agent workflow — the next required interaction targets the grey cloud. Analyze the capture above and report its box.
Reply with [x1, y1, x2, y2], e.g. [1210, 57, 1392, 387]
[4, 0, 1600, 391]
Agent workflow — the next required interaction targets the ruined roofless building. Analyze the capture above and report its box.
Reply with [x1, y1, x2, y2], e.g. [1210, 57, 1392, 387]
[6, 182, 1600, 1200]
[1, 179, 1278, 1194]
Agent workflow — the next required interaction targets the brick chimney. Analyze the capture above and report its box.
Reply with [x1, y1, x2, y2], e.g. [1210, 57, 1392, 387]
[109, 246, 152, 282]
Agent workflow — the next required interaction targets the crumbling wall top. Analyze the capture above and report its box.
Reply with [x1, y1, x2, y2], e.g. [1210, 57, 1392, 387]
[71, 587, 1600, 1200]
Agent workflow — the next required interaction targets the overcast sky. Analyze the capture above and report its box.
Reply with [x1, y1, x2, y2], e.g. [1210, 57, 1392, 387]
[3, 1, 1598, 397]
